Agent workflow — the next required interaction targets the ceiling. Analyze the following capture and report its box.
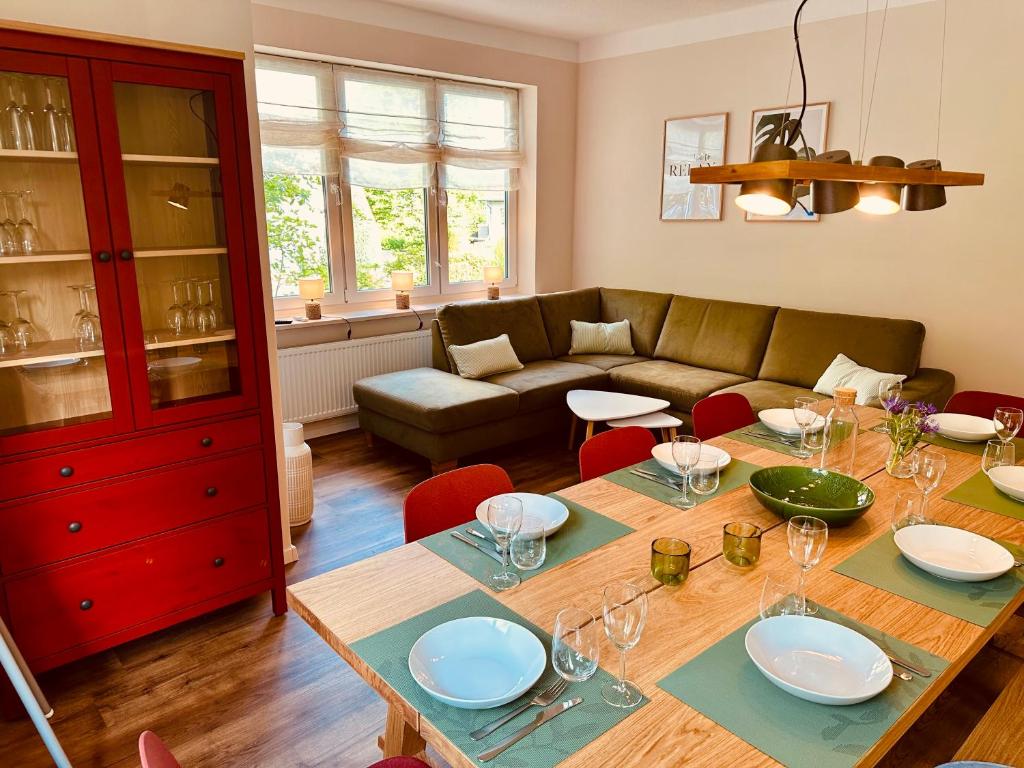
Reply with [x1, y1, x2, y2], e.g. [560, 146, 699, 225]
[371, 0, 770, 40]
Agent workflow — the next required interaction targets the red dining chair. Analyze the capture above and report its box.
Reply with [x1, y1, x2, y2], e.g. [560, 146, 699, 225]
[139, 731, 181, 768]
[403, 464, 514, 543]
[579, 426, 657, 482]
[945, 390, 1024, 419]
[691, 393, 757, 441]
[369, 759, 431, 768]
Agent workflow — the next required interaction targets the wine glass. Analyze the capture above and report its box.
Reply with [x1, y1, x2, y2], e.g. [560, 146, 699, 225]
[787, 516, 827, 616]
[994, 407, 1023, 444]
[913, 451, 947, 514]
[689, 455, 720, 497]
[1, 289, 35, 350]
[69, 284, 101, 350]
[793, 396, 819, 458]
[890, 490, 926, 532]
[760, 574, 798, 619]
[56, 84, 74, 152]
[552, 607, 600, 684]
[182, 278, 199, 329]
[983, 440, 1015, 476]
[15, 76, 36, 150]
[601, 581, 647, 708]
[0, 194, 16, 255]
[199, 278, 221, 329]
[0, 321, 12, 356]
[486, 495, 523, 591]
[13, 191, 39, 254]
[166, 279, 188, 336]
[670, 435, 701, 509]
[41, 78, 63, 152]
[192, 279, 217, 334]
[2, 74, 28, 150]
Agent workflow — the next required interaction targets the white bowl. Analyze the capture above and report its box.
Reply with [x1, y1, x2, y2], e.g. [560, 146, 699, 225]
[894, 524, 1014, 582]
[745, 615, 892, 706]
[651, 443, 730, 476]
[408, 617, 546, 709]
[758, 408, 825, 437]
[148, 356, 202, 374]
[932, 413, 997, 443]
[989, 466, 1024, 502]
[475, 493, 569, 536]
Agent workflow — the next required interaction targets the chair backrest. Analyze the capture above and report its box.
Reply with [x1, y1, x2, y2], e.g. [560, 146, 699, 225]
[403, 464, 514, 543]
[139, 731, 181, 768]
[945, 390, 1024, 419]
[692, 393, 757, 441]
[579, 426, 657, 482]
[368, 758, 432, 768]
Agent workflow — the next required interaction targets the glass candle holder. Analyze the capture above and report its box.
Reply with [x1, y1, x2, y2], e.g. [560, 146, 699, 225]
[723, 522, 764, 567]
[651, 537, 690, 586]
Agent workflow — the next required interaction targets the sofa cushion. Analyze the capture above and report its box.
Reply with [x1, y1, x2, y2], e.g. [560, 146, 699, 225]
[599, 288, 673, 358]
[353, 367, 518, 433]
[485, 360, 607, 413]
[558, 354, 651, 371]
[537, 287, 600, 357]
[570, 319, 634, 355]
[758, 308, 925, 389]
[448, 333, 524, 380]
[712, 379, 820, 414]
[609, 360, 749, 412]
[654, 296, 778, 378]
[437, 296, 553, 365]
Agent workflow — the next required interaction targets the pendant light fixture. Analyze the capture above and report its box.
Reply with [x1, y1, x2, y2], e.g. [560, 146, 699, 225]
[735, 142, 798, 216]
[855, 155, 904, 214]
[811, 150, 860, 214]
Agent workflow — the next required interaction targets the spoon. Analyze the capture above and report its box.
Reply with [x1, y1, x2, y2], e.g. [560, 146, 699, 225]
[894, 670, 913, 681]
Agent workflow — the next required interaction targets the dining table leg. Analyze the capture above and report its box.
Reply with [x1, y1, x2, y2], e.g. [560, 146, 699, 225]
[381, 702, 426, 759]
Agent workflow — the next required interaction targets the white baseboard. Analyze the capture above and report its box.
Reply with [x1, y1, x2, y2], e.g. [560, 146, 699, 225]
[302, 413, 360, 439]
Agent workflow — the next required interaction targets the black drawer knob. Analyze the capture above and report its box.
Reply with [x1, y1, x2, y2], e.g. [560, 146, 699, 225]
[213, 557, 225, 568]
[68, 521, 82, 533]
[97, 251, 112, 263]
[79, 599, 93, 611]
[119, 249, 133, 261]
[59, 466, 74, 478]
[201, 436, 213, 447]
[206, 486, 218, 497]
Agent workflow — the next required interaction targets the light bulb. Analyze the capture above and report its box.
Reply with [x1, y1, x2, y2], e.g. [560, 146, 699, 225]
[736, 193, 793, 216]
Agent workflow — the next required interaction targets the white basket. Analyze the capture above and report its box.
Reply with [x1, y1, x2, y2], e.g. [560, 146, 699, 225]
[283, 422, 314, 526]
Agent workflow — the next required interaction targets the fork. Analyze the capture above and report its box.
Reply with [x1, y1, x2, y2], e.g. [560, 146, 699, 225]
[469, 678, 568, 741]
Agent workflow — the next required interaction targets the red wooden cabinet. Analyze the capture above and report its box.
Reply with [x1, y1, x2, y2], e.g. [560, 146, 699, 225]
[0, 27, 285, 672]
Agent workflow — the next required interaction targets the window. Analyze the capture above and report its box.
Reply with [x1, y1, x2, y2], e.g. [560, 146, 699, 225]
[255, 54, 522, 307]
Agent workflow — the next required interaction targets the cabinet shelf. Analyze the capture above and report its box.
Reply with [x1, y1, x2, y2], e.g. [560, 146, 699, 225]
[0, 250, 92, 264]
[122, 153, 219, 167]
[0, 148, 79, 162]
[0, 339, 104, 369]
[134, 247, 227, 259]
[144, 328, 236, 351]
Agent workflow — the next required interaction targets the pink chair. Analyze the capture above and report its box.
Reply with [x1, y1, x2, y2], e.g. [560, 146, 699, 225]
[578, 426, 657, 482]
[139, 731, 181, 768]
[945, 390, 1024, 419]
[369, 759, 431, 768]
[403, 464, 514, 543]
[691, 393, 757, 441]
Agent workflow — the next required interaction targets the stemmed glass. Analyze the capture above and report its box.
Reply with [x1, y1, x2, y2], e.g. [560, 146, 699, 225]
[879, 379, 903, 411]
[0, 194, 16, 255]
[68, 284, 101, 349]
[15, 76, 36, 150]
[601, 581, 648, 708]
[0, 320, 12, 356]
[41, 78, 63, 152]
[994, 407, 1023, 445]
[56, 84, 74, 151]
[182, 278, 199, 329]
[192, 279, 218, 333]
[787, 516, 828, 616]
[793, 396, 819, 458]
[166, 280, 188, 336]
[670, 435, 701, 509]
[13, 191, 39, 254]
[552, 607, 600, 684]
[486, 495, 523, 591]
[2, 74, 33, 150]
[913, 451, 947, 514]
[1, 289, 35, 350]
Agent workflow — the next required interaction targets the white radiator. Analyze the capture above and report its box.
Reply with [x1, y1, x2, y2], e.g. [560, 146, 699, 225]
[277, 330, 432, 423]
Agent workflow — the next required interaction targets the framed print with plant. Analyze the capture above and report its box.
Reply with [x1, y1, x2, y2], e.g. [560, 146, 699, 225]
[746, 101, 829, 222]
[660, 112, 728, 221]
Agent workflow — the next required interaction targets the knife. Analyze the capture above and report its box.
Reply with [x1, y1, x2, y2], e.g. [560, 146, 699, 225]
[450, 531, 504, 564]
[740, 430, 799, 446]
[630, 469, 682, 490]
[478, 697, 583, 762]
[465, 527, 500, 550]
[827, 616, 932, 678]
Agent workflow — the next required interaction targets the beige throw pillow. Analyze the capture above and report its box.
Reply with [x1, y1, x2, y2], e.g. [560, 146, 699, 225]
[569, 319, 634, 356]
[813, 353, 906, 406]
[448, 334, 524, 380]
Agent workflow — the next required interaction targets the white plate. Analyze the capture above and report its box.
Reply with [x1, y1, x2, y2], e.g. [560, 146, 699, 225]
[894, 524, 1014, 582]
[475, 492, 569, 536]
[989, 466, 1024, 502]
[758, 408, 825, 437]
[651, 443, 731, 476]
[408, 617, 546, 709]
[932, 413, 997, 443]
[745, 615, 892, 706]
[148, 356, 202, 373]
[21, 357, 81, 369]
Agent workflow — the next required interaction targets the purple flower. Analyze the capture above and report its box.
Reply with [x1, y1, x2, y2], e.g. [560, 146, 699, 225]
[920, 416, 940, 434]
[914, 401, 938, 417]
[884, 396, 908, 414]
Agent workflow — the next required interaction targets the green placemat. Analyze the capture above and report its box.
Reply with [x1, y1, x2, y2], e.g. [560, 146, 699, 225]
[923, 433, 1024, 457]
[604, 458, 761, 507]
[725, 423, 805, 457]
[420, 494, 633, 590]
[833, 531, 1024, 626]
[657, 607, 948, 768]
[350, 589, 645, 767]
[943, 469, 1024, 522]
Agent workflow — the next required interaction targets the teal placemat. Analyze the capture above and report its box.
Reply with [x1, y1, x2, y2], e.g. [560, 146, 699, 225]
[657, 607, 948, 768]
[943, 469, 1024, 522]
[725, 423, 806, 457]
[833, 531, 1024, 626]
[604, 458, 761, 507]
[350, 589, 645, 767]
[420, 494, 633, 590]
[923, 433, 1024, 457]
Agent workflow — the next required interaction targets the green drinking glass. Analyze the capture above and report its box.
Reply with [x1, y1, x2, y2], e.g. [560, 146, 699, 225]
[723, 522, 764, 567]
[651, 537, 690, 586]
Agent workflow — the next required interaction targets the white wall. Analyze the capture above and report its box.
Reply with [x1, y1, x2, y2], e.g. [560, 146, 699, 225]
[574, 0, 1022, 393]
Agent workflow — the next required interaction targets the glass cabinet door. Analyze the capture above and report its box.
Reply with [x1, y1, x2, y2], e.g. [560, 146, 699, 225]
[0, 56, 131, 453]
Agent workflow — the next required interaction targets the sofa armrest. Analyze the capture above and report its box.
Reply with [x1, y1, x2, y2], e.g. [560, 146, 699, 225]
[901, 368, 955, 410]
[431, 319, 451, 372]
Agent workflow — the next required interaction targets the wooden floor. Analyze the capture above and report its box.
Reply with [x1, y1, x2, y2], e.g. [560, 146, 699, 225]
[0, 429, 1020, 767]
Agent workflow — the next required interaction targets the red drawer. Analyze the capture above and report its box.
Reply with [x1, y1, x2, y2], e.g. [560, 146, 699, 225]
[0, 415, 261, 502]
[0, 449, 266, 574]
[5, 508, 271, 663]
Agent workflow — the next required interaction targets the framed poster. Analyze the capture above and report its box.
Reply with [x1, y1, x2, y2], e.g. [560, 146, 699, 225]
[746, 101, 830, 222]
[660, 112, 728, 221]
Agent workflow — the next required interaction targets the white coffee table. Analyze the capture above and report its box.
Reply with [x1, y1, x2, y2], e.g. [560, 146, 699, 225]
[566, 389, 670, 448]
[607, 411, 682, 443]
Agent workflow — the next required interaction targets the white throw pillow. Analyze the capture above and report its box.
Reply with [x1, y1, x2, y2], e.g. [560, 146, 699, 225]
[448, 334, 524, 380]
[813, 353, 906, 406]
[568, 319, 635, 355]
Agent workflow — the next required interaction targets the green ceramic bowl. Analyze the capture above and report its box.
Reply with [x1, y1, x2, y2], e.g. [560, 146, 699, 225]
[748, 466, 875, 526]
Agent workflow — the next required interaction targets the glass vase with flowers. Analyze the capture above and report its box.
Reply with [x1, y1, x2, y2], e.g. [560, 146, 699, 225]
[882, 397, 939, 477]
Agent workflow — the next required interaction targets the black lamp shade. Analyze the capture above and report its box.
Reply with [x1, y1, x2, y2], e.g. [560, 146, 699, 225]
[903, 159, 946, 211]
[736, 142, 797, 216]
[856, 155, 904, 215]
[811, 149, 859, 214]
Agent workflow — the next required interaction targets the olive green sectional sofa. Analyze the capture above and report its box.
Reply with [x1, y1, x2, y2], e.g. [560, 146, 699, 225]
[353, 288, 954, 471]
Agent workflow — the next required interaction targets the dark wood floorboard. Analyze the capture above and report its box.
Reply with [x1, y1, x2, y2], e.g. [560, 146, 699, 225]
[0, 428, 1019, 766]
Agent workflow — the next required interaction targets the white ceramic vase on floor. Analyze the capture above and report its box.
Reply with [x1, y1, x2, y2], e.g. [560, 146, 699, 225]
[283, 422, 314, 526]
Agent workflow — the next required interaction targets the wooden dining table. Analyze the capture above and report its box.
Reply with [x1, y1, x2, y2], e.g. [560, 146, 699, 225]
[287, 405, 1024, 767]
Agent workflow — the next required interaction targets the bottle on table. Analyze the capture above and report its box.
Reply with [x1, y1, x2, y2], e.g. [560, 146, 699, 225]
[820, 386, 859, 476]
